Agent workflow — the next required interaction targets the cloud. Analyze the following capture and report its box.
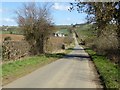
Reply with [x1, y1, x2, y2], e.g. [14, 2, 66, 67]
[2, 18, 14, 22]
[60, 17, 87, 25]
[0, 8, 3, 13]
[66, 17, 71, 21]
[52, 3, 70, 11]
[0, 7, 12, 13]
[0, 18, 15, 25]
[0, 18, 17, 26]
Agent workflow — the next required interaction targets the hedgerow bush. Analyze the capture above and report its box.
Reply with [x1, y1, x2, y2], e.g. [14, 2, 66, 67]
[2, 40, 30, 61]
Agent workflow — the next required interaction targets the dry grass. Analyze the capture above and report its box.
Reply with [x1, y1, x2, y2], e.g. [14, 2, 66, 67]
[0, 34, 24, 45]
[48, 36, 64, 44]
[0, 34, 24, 42]
[45, 36, 65, 53]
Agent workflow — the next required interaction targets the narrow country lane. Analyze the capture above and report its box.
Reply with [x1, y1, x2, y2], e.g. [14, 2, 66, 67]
[3, 34, 102, 88]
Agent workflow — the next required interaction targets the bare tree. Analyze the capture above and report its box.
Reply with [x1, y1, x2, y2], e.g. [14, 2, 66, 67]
[15, 2, 54, 55]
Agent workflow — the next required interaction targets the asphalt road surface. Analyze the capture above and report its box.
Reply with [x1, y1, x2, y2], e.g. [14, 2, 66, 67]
[3, 34, 102, 88]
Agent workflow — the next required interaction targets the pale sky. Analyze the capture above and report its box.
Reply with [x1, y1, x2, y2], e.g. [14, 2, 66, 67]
[0, 2, 87, 26]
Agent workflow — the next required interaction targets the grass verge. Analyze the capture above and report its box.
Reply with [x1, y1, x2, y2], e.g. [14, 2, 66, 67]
[84, 47, 119, 88]
[2, 47, 73, 86]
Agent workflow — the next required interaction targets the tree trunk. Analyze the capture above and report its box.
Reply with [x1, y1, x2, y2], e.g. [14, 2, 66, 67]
[37, 34, 44, 54]
[117, 25, 120, 53]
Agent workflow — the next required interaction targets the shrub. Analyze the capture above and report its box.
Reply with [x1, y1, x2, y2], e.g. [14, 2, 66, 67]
[62, 44, 65, 49]
[63, 36, 73, 45]
[10, 31, 13, 34]
[79, 39, 85, 45]
[2, 41, 30, 61]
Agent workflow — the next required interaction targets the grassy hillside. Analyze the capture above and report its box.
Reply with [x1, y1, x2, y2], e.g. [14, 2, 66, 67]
[76, 24, 96, 38]
[57, 29, 70, 35]
[75, 24, 97, 47]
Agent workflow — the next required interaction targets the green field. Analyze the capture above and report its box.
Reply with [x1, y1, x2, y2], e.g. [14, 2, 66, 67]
[75, 24, 96, 39]
[0, 26, 23, 35]
[0, 30, 23, 35]
[56, 29, 71, 35]
[0, 25, 71, 35]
